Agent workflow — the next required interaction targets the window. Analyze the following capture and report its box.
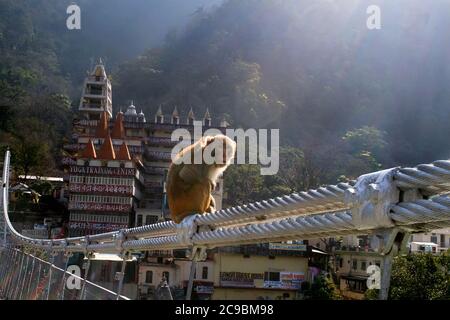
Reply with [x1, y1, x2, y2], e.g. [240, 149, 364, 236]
[431, 236, 438, 244]
[264, 272, 280, 282]
[339, 258, 343, 268]
[157, 257, 163, 264]
[145, 271, 153, 284]
[361, 261, 367, 271]
[137, 215, 143, 227]
[352, 259, 358, 270]
[202, 267, 208, 280]
[375, 261, 381, 267]
[162, 271, 170, 284]
[145, 215, 158, 225]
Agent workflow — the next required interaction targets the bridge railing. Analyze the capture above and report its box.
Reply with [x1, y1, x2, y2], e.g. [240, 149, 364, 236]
[3, 150, 450, 299]
[0, 245, 130, 300]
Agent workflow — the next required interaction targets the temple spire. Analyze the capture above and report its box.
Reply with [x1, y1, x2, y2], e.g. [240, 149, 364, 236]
[96, 134, 116, 160]
[95, 111, 109, 138]
[80, 139, 97, 159]
[187, 107, 195, 125]
[116, 142, 131, 161]
[111, 112, 125, 139]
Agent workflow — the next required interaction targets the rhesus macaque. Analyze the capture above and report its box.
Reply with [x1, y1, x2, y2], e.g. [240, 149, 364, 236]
[167, 134, 236, 224]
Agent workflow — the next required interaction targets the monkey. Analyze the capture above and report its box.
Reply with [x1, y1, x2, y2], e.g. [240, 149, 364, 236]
[167, 134, 236, 224]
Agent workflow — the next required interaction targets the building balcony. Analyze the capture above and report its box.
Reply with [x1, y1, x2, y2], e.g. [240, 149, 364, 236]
[73, 119, 99, 127]
[86, 76, 108, 84]
[145, 186, 164, 194]
[144, 167, 166, 175]
[83, 92, 107, 99]
[144, 123, 226, 133]
[145, 137, 178, 147]
[145, 151, 172, 162]
[146, 250, 174, 257]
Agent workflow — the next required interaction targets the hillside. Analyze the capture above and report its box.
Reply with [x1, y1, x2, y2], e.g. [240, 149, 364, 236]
[113, 0, 450, 168]
[1, 0, 450, 191]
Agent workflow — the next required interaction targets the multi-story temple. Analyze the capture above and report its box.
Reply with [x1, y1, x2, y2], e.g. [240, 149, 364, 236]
[63, 59, 229, 236]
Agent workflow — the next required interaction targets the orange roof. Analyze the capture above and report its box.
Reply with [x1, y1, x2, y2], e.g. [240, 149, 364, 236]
[111, 112, 125, 139]
[116, 142, 131, 161]
[96, 134, 116, 160]
[80, 139, 97, 159]
[95, 111, 109, 138]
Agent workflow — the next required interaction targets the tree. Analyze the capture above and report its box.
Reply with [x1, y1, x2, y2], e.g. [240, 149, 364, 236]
[224, 164, 264, 206]
[304, 275, 342, 300]
[8, 118, 54, 178]
[342, 126, 387, 171]
[389, 253, 450, 300]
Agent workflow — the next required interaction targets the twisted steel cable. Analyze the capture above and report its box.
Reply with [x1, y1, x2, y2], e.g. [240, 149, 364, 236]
[196, 183, 352, 227]
[122, 221, 177, 238]
[122, 235, 183, 251]
[390, 195, 450, 225]
[192, 211, 354, 247]
[394, 160, 450, 192]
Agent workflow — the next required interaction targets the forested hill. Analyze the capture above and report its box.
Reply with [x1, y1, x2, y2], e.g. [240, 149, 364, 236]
[114, 0, 450, 168]
[1, 0, 450, 187]
[0, 0, 222, 94]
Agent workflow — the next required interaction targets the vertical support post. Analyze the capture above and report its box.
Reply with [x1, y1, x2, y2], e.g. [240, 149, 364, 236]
[12, 249, 24, 299]
[19, 253, 30, 300]
[2, 150, 10, 246]
[80, 252, 92, 300]
[45, 251, 55, 300]
[186, 246, 206, 300]
[26, 251, 36, 299]
[59, 252, 72, 300]
[186, 258, 197, 300]
[115, 253, 128, 300]
[379, 253, 394, 300]
[369, 228, 408, 300]
[35, 258, 43, 300]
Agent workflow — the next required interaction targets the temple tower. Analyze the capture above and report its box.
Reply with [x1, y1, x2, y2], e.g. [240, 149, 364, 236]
[78, 58, 113, 120]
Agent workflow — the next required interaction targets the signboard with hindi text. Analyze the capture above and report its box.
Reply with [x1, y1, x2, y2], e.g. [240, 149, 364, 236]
[269, 243, 307, 251]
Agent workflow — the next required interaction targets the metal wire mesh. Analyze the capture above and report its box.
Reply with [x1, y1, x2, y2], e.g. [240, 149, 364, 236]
[0, 247, 130, 300]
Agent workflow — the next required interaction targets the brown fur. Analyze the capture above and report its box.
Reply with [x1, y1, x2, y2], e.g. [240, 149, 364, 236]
[167, 135, 236, 223]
